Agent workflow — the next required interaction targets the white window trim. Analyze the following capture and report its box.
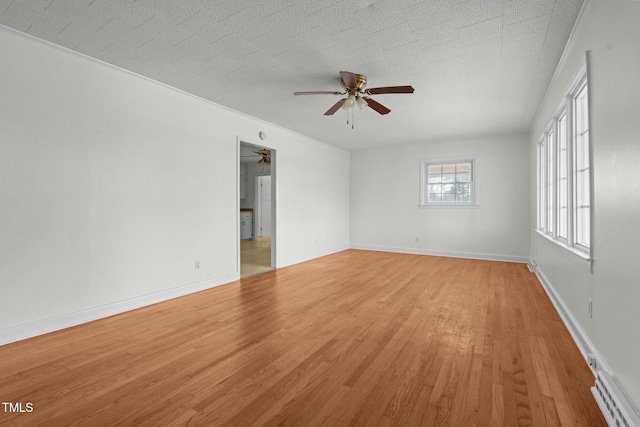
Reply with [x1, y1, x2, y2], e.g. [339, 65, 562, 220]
[571, 76, 590, 251]
[537, 136, 546, 232]
[536, 59, 591, 264]
[545, 123, 556, 237]
[418, 156, 479, 209]
[555, 107, 570, 244]
[535, 229, 592, 271]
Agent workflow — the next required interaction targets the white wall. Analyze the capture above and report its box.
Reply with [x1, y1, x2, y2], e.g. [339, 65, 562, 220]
[350, 135, 530, 261]
[529, 0, 640, 409]
[276, 138, 350, 267]
[0, 27, 349, 338]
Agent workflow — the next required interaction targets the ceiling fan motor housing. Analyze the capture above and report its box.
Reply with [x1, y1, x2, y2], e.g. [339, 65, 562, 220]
[341, 74, 367, 92]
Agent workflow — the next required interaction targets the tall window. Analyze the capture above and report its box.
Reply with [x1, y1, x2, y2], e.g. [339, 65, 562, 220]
[419, 158, 478, 207]
[574, 80, 590, 249]
[536, 66, 590, 259]
[546, 129, 555, 235]
[557, 111, 568, 240]
[537, 140, 546, 232]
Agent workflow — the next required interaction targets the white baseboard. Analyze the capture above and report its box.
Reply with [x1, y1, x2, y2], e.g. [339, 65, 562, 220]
[532, 261, 640, 427]
[350, 244, 529, 264]
[0, 272, 239, 347]
[533, 267, 593, 360]
[278, 245, 350, 268]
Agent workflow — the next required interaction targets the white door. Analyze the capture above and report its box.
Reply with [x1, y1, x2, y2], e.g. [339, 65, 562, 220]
[256, 175, 271, 237]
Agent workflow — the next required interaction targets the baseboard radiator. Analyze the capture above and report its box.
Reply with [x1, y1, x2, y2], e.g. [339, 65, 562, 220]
[592, 366, 640, 427]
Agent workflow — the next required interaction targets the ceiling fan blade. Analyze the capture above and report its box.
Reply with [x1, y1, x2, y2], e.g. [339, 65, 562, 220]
[340, 71, 357, 89]
[363, 97, 391, 115]
[294, 91, 344, 95]
[367, 85, 415, 94]
[324, 99, 346, 115]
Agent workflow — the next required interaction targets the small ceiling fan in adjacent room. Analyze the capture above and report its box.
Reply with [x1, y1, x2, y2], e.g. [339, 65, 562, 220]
[293, 71, 414, 128]
[241, 149, 271, 165]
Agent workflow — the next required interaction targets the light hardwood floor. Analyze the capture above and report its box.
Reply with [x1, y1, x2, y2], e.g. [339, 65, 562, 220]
[0, 250, 605, 426]
[241, 236, 273, 277]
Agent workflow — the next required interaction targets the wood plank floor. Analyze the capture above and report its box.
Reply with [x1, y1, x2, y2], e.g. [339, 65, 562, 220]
[0, 250, 605, 426]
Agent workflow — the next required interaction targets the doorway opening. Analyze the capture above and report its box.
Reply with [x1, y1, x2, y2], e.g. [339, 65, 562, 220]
[239, 140, 275, 277]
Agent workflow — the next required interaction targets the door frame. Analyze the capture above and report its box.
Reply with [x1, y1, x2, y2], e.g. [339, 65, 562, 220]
[237, 135, 277, 272]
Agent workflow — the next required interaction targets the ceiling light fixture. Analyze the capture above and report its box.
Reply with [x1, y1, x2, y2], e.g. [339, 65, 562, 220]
[340, 92, 367, 129]
[294, 71, 414, 130]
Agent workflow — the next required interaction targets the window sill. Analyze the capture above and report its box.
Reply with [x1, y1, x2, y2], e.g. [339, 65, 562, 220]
[535, 230, 592, 271]
[418, 204, 479, 209]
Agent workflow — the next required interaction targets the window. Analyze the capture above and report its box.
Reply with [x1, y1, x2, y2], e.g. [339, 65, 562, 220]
[546, 128, 555, 235]
[557, 111, 568, 240]
[574, 80, 590, 249]
[536, 65, 590, 259]
[537, 139, 546, 232]
[420, 157, 478, 207]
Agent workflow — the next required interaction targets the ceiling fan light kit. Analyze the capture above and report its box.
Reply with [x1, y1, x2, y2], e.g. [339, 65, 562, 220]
[255, 149, 271, 165]
[294, 71, 414, 129]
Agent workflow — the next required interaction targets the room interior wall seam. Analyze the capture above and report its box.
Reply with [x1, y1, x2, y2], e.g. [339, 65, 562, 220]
[0, 24, 343, 155]
[532, 264, 593, 360]
[0, 272, 240, 347]
[278, 245, 351, 269]
[351, 245, 529, 264]
[534, 231, 593, 271]
[530, 0, 590, 128]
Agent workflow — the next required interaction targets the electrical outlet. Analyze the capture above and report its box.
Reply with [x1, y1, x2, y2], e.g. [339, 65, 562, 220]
[195, 260, 200, 270]
[588, 299, 593, 318]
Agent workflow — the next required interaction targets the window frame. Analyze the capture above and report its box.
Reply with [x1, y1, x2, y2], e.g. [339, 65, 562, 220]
[572, 77, 591, 252]
[537, 137, 546, 232]
[556, 108, 569, 243]
[536, 62, 591, 262]
[546, 125, 556, 236]
[419, 156, 479, 208]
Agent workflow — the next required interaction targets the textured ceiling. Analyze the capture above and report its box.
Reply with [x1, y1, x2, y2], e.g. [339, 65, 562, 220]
[0, 0, 584, 150]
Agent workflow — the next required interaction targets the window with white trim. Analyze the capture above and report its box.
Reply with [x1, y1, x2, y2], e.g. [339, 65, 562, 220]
[557, 111, 569, 241]
[419, 157, 478, 207]
[536, 65, 591, 259]
[537, 138, 546, 232]
[574, 80, 590, 249]
[547, 127, 555, 235]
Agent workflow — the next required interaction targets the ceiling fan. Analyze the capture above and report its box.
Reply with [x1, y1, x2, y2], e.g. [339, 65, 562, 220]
[294, 71, 414, 128]
[241, 149, 271, 165]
